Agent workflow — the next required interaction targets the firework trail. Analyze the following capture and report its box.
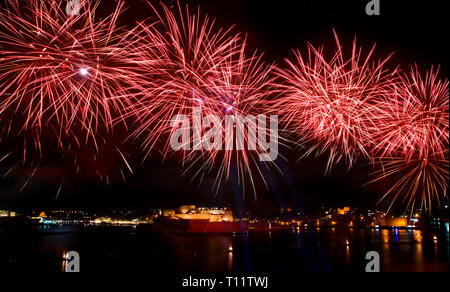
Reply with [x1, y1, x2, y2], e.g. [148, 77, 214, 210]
[273, 32, 396, 173]
[369, 67, 449, 212]
[0, 0, 137, 191]
[128, 1, 278, 194]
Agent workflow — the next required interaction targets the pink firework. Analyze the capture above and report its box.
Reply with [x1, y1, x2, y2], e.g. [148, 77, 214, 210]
[371, 67, 449, 160]
[273, 32, 396, 173]
[182, 44, 278, 194]
[129, 2, 278, 194]
[0, 0, 139, 143]
[0, 0, 137, 189]
[128, 1, 242, 155]
[370, 67, 449, 212]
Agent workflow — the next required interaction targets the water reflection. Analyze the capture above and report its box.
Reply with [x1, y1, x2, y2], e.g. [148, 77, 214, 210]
[228, 245, 233, 272]
[0, 226, 448, 272]
[61, 251, 67, 272]
[345, 239, 350, 268]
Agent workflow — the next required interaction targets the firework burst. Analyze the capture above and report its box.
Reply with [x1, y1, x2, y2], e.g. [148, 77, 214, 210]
[127, 1, 242, 154]
[370, 67, 449, 212]
[371, 67, 449, 160]
[128, 2, 278, 194]
[273, 32, 396, 173]
[182, 44, 279, 194]
[0, 0, 139, 142]
[0, 0, 138, 191]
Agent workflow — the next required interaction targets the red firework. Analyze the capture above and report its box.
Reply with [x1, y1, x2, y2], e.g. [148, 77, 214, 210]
[273, 32, 396, 173]
[128, 2, 278, 194]
[371, 67, 449, 160]
[182, 45, 279, 194]
[0, 0, 137, 189]
[369, 67, 449, 212]
[127, 1, 242, 154]
[0, 0, 139, 142]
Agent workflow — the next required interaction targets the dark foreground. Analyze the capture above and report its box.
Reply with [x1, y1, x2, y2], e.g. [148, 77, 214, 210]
[0, 225, 449, 272]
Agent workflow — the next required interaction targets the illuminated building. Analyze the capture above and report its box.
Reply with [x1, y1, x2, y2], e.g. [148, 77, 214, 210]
[337, 207, 350, 215]
[165, 205, 234, 223]
[94, 217, 113, 224]
[377, 217, 408, 228]
[158, 206, 288, 233]
[0, 210, 17, 217]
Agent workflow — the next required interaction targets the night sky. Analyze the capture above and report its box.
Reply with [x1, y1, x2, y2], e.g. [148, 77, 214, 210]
[0, 0, 448, 213]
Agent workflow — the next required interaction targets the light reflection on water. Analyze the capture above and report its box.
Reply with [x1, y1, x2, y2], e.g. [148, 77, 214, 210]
[228, 247, 233, 272]
[0, 225, 448, 272]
